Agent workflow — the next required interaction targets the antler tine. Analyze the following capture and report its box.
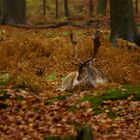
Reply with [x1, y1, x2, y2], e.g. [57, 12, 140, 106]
[70, 29, 77, 47]
[69, 30, 83, 64]
[70, 30, 86, 46]
[82, 30, 102, 65]
[93, 30, 102, 57]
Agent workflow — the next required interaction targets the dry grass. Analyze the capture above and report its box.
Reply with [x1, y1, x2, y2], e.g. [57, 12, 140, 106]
[0, 26, 140, 97]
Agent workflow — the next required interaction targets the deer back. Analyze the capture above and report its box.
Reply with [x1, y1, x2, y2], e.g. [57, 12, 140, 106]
[86, 61, 108, 86]
[77, 60, 108, 87]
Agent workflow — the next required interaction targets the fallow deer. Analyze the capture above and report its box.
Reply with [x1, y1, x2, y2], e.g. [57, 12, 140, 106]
[60, 30, 107, 92]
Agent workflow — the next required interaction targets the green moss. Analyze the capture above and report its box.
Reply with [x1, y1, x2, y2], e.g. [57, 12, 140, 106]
[61, 75, 66, 81]
[43, 30, 84, 38]
[45, 31, 58, 38]
[53, 95, 67, 100]
[0, 90, 10, 101]
[44, 136, 61, 140]
[15, 95, 25, 101]
[102, 88, 130, 100]
[80, 85, 140, 115]
[108, 110, 117, 119]
[47, 72, 57, 81]
[44, 95, 67, 105]
[0, 103, 9, 109]
[0, 73, 10, 86]
[67, 105, 77, 112]
[33, 108, 41, 113]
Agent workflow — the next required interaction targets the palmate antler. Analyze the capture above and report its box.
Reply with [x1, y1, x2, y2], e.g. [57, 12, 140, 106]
[82, 30, 102, 65]
[70, 30, 102, 66]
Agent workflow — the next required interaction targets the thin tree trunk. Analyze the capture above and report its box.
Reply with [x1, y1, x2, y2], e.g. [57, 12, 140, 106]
[135, 0, 138, 15]
[89, 0, 94, 17]
[55, 0, 59, 19]
[0, 0, 1, 18]
[17, 0, 26, 21]
[43, 0, 46, 16]
[97, 0, 107, 15]
[0, 0, 26, 24]
[110, 0, 140, 46]
[64, 0, 69, 17]
[104, 0, 107, 15]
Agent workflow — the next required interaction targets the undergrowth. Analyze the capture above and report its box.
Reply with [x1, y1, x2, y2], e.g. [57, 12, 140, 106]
[0, 27, 140, 96]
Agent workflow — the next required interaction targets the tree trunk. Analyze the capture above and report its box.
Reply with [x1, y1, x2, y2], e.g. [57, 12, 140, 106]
[0, 0, 26, 24]
[77, 125, 94, 140]
[97, 0, 107, 15]
[55, 0, 59, 19]
[43, 0, 46, 16]
[110, 0, 140, 46]
[44, 125, 94, 140]
[0, 1, 1, 18]
[89, 0, 94, 17]
[64, 0, 69, 17]
[135, 0, 138, 15]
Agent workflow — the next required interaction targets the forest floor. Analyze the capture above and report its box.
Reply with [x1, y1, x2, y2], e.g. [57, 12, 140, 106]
[0, 25, 140, 140]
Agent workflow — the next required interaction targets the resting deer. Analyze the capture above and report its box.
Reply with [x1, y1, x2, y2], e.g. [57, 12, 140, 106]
[60, 30, 108, 92]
